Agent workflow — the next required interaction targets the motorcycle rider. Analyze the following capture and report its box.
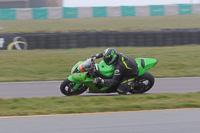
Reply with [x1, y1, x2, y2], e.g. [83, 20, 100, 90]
[91, 48, 139, 94]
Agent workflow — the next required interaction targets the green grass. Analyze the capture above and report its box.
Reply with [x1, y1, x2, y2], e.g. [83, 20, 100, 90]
[1, 92, 200, 116]
[0, 45, 199, 82]
[1, 15, 200, 33]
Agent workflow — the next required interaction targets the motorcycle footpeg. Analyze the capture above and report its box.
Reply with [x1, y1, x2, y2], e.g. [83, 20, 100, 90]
[128, 82, 135, 90]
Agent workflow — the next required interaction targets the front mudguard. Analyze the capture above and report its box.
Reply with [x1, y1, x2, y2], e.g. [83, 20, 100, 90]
[68, 72, 93, 90]
[67, 75, 82, 90]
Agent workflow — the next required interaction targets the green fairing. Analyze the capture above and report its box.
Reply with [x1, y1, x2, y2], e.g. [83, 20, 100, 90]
[72, 72, 87, 81]
[68, 72, 111, 92]
[71, 72, 87, 90]
[67, 75, 81, 90]
[135, 58, 158, 76]
[68, 75, 74, 82]
[97, 60, 114, 78]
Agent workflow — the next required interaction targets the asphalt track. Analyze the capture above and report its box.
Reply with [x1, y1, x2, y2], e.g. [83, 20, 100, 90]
[1, 108, 200, 133]
[0, 77, 199, 99]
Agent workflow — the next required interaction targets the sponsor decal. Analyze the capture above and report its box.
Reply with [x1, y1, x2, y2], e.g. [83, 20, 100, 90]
[7, 37, 28, 50]
[0, 36, 28, 50]
[144, 67, 151, 71]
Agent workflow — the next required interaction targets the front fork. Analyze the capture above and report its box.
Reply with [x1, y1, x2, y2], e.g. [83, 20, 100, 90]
[68, 75, 83, 90]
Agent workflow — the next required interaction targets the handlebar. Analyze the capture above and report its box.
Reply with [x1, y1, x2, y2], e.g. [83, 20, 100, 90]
[91, 57, 96, 61]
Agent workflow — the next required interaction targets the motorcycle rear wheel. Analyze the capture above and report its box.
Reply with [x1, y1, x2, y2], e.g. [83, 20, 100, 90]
[129, 72, 155, 94]
[60, 79, 88, 96]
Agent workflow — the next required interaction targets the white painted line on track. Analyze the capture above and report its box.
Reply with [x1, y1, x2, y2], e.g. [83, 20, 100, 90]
[157, 77, 200, 79]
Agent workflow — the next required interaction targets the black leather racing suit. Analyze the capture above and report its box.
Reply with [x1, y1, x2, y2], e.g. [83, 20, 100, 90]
[95, 52, 139, 94]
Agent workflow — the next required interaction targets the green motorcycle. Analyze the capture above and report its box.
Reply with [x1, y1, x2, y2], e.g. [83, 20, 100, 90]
[60, 57, 158, 96]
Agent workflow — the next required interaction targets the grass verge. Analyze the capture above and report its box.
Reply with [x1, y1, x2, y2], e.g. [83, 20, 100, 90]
[0, 45, 200, 82]
[0, 92, 200, 116]
[1, 15, 200, 33]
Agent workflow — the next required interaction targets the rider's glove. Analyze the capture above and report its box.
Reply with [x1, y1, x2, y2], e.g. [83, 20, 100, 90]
[90, 55, 96, 61]
[93, 77, 104, 84]
[90, 55, 96, 58]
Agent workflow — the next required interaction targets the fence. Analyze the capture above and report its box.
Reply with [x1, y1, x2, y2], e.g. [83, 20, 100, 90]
[0, 29, 200, 50]
[0, 4, 200, 20]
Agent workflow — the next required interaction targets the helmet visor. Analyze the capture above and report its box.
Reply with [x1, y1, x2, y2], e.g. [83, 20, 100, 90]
[104, 56, 112, 65]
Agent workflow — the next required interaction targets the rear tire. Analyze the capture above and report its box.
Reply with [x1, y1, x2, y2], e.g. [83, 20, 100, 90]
[129, 72, 155, 94]
[60, 79, 87, 96]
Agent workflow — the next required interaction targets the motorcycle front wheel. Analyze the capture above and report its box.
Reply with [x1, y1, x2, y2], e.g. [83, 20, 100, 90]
[60, 79, 88, 96]
[129, 72, 155, 94]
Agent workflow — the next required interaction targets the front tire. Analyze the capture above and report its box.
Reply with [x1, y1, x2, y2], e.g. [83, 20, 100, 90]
[60, 79, 87, 96]
[129, 72, 155, 94]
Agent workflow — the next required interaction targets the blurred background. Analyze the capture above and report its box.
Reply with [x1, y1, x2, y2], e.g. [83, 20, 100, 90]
[1, 0, 200, 8]
[0, 0, 62, 8]
[0, 0, 199, 81]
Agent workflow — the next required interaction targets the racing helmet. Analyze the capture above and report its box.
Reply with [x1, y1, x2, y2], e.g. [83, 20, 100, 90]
[103, 48, 118, 65]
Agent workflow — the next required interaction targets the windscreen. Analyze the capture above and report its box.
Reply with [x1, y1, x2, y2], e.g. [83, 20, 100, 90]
[78, 59, 92, 73]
